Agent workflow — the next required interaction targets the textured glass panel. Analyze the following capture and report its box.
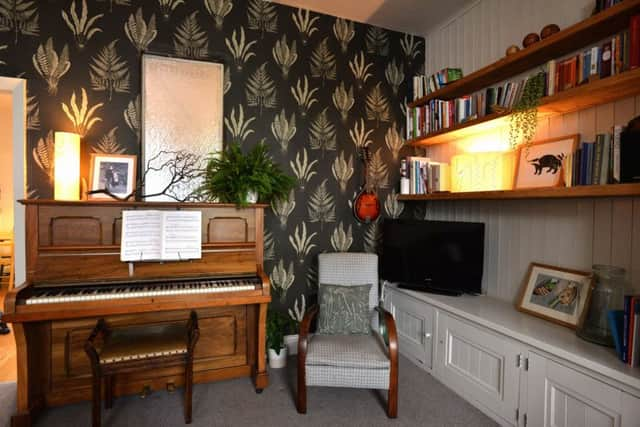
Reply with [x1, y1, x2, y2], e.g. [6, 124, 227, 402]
[142, 55, 223, 201]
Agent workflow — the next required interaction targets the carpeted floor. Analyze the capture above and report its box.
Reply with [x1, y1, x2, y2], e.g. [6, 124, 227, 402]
[27, 356, 497, 427]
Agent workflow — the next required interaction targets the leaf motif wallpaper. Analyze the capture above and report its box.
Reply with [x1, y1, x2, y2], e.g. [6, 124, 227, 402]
[0, 0, 424, 313]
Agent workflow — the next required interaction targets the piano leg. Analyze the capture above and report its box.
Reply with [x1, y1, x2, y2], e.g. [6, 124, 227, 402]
[252, 302, 269, 392]
[11, 323, 46, 427]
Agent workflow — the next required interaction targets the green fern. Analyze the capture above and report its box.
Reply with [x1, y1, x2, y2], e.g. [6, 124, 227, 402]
[199, 142, 296, 207]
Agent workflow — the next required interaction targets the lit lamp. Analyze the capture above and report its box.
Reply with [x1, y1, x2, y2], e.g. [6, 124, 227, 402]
[451, 151, 515, 192]
[54, 132, 81, 200]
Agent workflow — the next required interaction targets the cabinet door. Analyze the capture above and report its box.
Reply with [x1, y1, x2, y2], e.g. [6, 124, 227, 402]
[527, 351, 636, 427]
[436, 312, 522, 424]
[388, 291, 434, 369]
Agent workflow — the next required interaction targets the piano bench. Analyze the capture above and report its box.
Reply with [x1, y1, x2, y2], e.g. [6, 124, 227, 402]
[85, 312, 200, 427]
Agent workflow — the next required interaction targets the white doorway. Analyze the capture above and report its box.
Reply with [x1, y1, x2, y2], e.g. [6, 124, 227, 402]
[0, 77, 26, 290]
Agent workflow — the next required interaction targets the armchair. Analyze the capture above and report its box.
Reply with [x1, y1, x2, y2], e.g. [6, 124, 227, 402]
[296, 253, 398, 418]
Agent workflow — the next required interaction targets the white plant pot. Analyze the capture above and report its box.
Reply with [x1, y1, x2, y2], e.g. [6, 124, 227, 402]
[246, 190, 258, 204]
[268, 347, 287, 369]
[284, 334, 298, 356]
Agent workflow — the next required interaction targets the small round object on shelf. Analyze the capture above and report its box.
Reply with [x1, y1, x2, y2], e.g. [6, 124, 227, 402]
[505, 45, 520, 56]
[522, 33, 540, 48]
[540, 24, 560, 39]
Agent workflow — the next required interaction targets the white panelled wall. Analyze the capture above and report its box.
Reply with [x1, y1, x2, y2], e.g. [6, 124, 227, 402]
[418, 0, 640, 302]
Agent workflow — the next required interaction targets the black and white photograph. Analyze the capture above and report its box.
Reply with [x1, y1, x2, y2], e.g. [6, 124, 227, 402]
[89, 154, 136, 199]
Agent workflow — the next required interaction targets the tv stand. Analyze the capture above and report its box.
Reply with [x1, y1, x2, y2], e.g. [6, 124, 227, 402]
[397, 283, 463, 296]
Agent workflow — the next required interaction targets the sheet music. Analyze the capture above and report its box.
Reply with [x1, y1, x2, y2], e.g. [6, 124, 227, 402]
[120, 210, 202, 262]
[121, 211, 163, 261]
[162, 211, 202, 260]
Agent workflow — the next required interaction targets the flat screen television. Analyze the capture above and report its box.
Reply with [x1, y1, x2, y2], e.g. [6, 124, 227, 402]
[381, 219, 485, 296]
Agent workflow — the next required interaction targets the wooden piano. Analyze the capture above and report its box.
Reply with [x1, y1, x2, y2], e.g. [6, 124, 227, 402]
[3, 199, 271, 427]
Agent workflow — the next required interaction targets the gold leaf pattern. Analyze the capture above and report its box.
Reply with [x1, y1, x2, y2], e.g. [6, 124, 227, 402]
[61, 0, 102, 50]
[61, 87, 103, 137]
[89, 39, 129, 100]
[173, 11, 208, 59]
[124, 7, 157, 52]
[204, 0, 233, 31]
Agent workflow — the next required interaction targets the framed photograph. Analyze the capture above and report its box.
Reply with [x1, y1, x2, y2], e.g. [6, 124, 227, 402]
[514, 134, 578, 189]
[88, 154, 137, 199]
[516, 263, 594, 329]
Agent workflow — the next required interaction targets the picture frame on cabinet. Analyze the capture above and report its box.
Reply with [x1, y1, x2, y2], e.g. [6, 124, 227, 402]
[516, 262, 594, 329]
[514, 134, 579, 189]
[88, 154, 137, 200]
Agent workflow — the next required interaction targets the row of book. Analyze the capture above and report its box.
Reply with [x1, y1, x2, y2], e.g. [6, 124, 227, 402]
[609, 295, 640, 366]
[399, 157, 450, 195]
[564, 127, 622, 187]
[547, 21, 640, 97]
[409, 68, 463, 101]
[405, 76, 530, 140]
[595, 0, 624, 13]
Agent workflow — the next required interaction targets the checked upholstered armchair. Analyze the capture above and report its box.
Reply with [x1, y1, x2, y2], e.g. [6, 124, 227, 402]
[296, 253, 398, 418]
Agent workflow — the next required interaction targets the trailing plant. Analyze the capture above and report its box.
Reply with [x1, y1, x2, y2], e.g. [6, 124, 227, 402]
[509, 71, 546, 150]
[199, 142, 295, 207]
[266, 308, 294, 354]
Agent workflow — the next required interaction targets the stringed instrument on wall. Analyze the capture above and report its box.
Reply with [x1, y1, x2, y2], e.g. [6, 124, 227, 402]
[353, 145, 381, 223]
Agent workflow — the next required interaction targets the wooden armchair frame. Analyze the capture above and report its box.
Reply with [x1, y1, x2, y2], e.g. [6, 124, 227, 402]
[296, 305, 398, 418]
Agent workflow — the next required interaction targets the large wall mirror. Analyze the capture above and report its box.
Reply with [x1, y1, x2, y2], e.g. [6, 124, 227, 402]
[141, 54, 223, 201]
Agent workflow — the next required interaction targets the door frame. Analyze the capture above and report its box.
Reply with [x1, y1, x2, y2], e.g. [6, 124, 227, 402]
[0, 77, 26, 287]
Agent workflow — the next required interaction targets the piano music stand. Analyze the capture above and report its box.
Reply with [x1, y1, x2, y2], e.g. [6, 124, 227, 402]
[85, 312, 200, 427]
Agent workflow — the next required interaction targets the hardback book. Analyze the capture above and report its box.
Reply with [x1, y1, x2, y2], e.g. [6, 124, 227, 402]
[630, 15, 640, 69]
[547, 60, 556, 96]
[608, 309, 624, 359]
[613, 125, 623, 183]
[600, 133, 611, 185]
[600, 41, 612, 78]
[592, 135, 604, 185]
[590, 46, 601, 77]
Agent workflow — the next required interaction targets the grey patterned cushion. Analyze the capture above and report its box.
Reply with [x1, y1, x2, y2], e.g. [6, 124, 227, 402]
[317, 283, 372, 335]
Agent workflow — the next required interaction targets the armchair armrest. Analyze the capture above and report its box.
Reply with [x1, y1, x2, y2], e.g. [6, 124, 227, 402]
[374, 306, 398, 374]
[297, 305, 319, 361]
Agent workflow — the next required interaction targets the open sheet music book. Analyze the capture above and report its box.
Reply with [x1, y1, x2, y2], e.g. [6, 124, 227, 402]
[120, 210, 202, 262]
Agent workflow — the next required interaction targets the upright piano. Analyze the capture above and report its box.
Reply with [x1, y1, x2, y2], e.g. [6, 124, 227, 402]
[3, 200, 271, 427]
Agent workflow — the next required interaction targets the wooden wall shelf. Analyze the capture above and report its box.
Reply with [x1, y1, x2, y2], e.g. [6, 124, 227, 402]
[396, 183, 640, 202]
[408, 0, 640, 108]
[407, 68, 640, 147]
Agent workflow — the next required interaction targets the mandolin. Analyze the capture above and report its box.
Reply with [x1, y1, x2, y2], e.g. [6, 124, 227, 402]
[353, 145, 381, 223]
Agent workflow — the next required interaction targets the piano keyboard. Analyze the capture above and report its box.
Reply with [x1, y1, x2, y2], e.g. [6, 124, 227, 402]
[23, 277, 261, 305]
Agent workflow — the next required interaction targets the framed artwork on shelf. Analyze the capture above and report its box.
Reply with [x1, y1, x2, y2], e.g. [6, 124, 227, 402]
[514, 134, 578, 189]
[88, 154, 137, 199]
[516, 262, 594, 329]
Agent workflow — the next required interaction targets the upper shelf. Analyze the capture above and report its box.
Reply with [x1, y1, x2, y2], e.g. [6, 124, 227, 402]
[396, 183, 640, 202]
[408, 0, 640, 109]
[407, 67, 640, 147]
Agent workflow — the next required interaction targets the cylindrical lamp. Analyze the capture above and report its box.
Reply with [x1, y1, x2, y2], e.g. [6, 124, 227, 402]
[54, 132, 81, 201]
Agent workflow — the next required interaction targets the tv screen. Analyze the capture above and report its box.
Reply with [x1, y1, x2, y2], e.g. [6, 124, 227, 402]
[381, 219, 485, 295]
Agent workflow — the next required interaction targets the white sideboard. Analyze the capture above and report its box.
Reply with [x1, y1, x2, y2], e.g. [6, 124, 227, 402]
[383, 284, 640, 427]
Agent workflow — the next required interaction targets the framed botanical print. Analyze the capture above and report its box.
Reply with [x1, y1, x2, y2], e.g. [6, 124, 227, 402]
[141, 54, 223, 201]
[516, 262, 594, 329]
[514, 134, 578, 189]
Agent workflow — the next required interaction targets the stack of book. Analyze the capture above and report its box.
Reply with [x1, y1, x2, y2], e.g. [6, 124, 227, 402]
[406, 76, 530, 140]
[565, 126, 623, 187]
[409, 68, 463, 101]
[546, 22, 640, 96]
[609, 295, 640, 366]
[595, 0, 625, 13]
[400, 157, 450, 195]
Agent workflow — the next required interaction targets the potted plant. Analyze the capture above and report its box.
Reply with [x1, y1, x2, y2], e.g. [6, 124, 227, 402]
[199, 142, 296, 207]
[509, 70, 546, 150]
[266, 308, 290, 369]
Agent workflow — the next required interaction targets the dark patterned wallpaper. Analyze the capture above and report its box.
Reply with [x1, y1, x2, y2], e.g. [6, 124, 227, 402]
[0, 0, 424, 315]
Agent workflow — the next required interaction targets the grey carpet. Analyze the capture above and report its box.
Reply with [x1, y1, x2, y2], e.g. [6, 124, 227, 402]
[32, 356, 497, 427]
[0, 382, 16, 427]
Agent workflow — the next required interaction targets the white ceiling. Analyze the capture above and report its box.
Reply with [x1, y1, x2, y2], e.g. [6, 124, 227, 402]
[269, 0, 474, 36]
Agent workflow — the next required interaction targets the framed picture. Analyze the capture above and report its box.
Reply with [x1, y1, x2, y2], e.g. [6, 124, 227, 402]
[514, 134, 578, 189]
[516, 262, 594, 329]
[142, 54, 223, 201]
[88, 154, 137, 199]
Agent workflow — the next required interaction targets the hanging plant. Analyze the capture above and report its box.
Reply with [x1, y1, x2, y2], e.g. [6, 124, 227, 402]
[509, 71, 546, 150]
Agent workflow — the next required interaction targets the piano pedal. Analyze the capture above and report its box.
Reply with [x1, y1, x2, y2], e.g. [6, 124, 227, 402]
[139, 385, 152, 399]
[166, 382, 176, 393]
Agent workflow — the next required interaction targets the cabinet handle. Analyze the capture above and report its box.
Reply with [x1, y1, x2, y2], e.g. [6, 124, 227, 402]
[424, 332, 432, 339]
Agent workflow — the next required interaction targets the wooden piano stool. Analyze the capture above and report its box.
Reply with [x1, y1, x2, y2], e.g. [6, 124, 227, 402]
[85, 312, 200, 427]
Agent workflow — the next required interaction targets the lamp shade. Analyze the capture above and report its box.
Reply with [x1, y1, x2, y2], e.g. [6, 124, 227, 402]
[54, 132, 81, 201]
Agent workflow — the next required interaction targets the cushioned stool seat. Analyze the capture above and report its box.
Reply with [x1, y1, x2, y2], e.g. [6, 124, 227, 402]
[99, 324, 188, 364]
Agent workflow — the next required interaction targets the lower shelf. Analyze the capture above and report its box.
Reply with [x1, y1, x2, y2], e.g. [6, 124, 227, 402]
[396, 183, 640, 201]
